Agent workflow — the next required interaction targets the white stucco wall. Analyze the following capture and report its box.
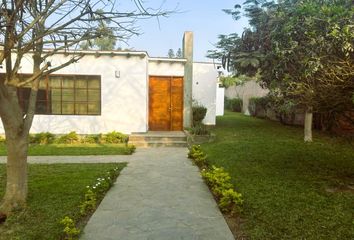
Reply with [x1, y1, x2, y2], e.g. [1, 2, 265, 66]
[225, 80, 269, 114]
[216, 86, 224, 116]
[148, 59, 185, 76]
[0, 52, 149, 134]
[192, 62, 220, 125]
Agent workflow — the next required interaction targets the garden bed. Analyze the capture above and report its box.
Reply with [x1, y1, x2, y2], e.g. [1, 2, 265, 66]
[0, 163, 126, 239]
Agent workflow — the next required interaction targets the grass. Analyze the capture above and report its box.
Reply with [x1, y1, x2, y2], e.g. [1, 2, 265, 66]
[0, 143, 135, 156]
[201, 111, 354, 240]
[0, 163, 126, 240]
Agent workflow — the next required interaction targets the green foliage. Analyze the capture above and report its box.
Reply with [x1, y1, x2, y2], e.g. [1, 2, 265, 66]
[192, 104, 207, 126]
[225, 98, 242, 112]
[60, 216, 80, 240]
[101, 131, 128, 144]
[248, 96, 269, 116]
[201, 166, 233, 194]
[55, 131, 79, 144]
[201, 165, 243, 213]
[219, 188, 243, 212]
[211, 0, 354, 136]
[189, 123, 210, 136]
[29, 132, 55, 145]
[0, 163, 126, 239]
[80, 134, 101, 144]
[188, 145, 207, 167]
[79, 190, 96, 215]
[219, 76, 237, 88]
[201, 112, 354, 239]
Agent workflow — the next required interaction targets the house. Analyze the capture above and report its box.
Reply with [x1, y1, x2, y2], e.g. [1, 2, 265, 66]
[0, 32, 224, 134]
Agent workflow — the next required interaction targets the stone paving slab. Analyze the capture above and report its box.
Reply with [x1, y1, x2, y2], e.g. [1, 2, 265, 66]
[81, 148, 234, 240]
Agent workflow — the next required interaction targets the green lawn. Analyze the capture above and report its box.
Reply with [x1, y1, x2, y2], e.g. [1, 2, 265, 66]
[0, 143, 135, 156]
[201, 111, 354, 240]
[0, 163, 126, 239]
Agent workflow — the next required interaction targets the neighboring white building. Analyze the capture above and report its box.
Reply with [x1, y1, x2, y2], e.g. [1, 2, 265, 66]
[0, 32, 223, 134]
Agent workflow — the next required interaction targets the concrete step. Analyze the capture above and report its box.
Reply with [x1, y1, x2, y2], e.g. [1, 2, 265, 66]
[128, 131, 187, 148]
[129, 135, 187, 142]
[131, 141, 188, 148]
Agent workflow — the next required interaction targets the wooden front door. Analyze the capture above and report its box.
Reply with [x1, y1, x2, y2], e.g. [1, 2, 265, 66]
[149, 76, 183, 131]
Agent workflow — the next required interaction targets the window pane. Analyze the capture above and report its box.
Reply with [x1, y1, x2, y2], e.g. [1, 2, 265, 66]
[75, 79, 87, 88]
[62, 79, 74, 88]
[36, 100, 49, 114]
[62, 89, 74, 101]
[88, 102, 100, 114]
[50, 77, 61, 88]
[52, 102, 61, 114]
[88, 79, 100, 88]
[51, 89, 61, 101]
[88, 89, 100, 101]
[75, 89, 87, 102]
[75, 103, 88, 115]
[62, 102, 74, 114]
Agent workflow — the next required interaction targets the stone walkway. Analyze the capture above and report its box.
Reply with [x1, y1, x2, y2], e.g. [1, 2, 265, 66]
[81, 148, 234, 240]
[0, 148, 234, 239]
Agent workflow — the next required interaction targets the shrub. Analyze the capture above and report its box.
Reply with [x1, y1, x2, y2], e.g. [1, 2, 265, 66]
[201, 166, 233, 195]
[55, 131, 79, 144]
[192, 104, 207, 126]
[188, 145, 207, 167]
[29, 132, 55, 145]
[249, 96, 269, 117]
[60, 216, 80, 240]
[81, 134, 101, 144]
[79, 190, 96, 215]
[225, 98, 243, 112]
[219, 188, 243, 212]
[189, 123, 210, 136]
[201, 166, 243, 213]
[101, 131, 128, 144]
[124, 144, 136, 154]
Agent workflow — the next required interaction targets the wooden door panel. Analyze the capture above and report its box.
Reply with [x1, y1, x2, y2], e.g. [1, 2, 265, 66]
[149, 77, 171, 131]
[149, 76, 183, 131]
[171, 77, 183, 131]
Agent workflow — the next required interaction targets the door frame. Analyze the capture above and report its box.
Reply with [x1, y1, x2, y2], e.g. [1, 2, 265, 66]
[148, 75, 184, 131]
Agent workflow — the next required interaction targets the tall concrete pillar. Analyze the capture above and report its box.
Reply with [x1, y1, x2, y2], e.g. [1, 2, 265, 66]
[183, 31, 193, 128]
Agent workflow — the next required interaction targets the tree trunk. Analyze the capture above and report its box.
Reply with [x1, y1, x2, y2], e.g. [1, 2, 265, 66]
[304, 107, 313, 142]
[0, 131, 29, 214]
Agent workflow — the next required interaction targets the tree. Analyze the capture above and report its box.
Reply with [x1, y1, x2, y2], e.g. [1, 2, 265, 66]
[0, 0, 169, 215]
[209, 0, 354, 142]
[176, 48, 182, 58]
[80, 11, 117, 51]
[167, 48, 175, 58]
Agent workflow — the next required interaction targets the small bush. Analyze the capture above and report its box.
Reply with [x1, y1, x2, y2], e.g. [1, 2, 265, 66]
[101, 131, 128, 144]
[55, 131, 79, 144]
[225, 98, 243, 112]
[192, 104, 207, 126]
[189, 123, 210, 136]
[81, 134, 101, 144]
[79, 190, 96, 215]
[60, 216, 80, 240]
[188, 145, 207, 167]
[249, 96, 269, 117]
[201, 166, 243, 213]
[219, 188, 243, 212]
[29, 132, 55, 145]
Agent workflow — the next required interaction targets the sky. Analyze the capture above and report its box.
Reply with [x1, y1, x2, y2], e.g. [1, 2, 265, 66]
[121, 0, 249, 62]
